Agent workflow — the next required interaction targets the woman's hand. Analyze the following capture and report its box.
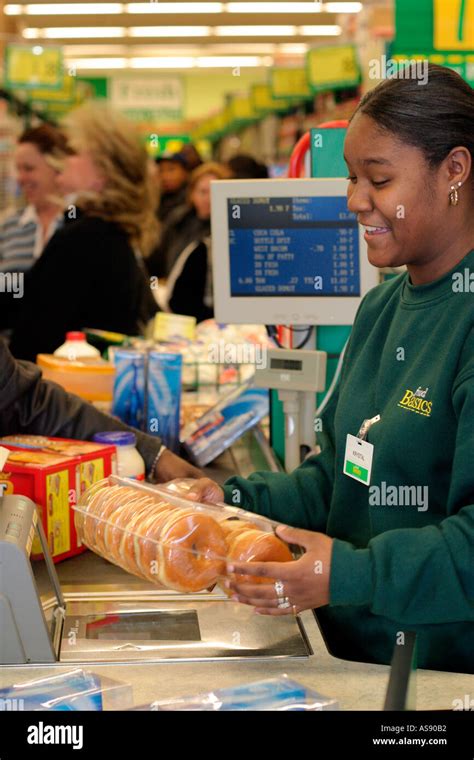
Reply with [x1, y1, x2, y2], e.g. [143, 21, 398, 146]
[186, 477, 224, 504]
[225, 525, 334, 615]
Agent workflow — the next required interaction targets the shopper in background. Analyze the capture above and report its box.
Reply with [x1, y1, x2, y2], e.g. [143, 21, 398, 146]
[0, 124, 69, 274]
[157, 154, 269, 319]
[188, 65, 474, 674]
[227, 154, 269, 180]
[146, 161, 228, 279]
[6, 104, 158, 361]
[164, 236, 213, 322]
[155, 151, 191, 222]
[180, 142, 203, 172]
[0, 337, 202, 482]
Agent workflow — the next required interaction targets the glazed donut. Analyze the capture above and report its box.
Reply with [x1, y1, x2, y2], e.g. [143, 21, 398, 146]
[156, 508, 227, 592]
[102, 494, 166, 568]
[220, 519, 260, 542]
[78, 483, 227, 592]
[127, 503, 175, 579]
[115, 498, 166, 573]
[223, 529, 292, 591]
[79, 484, 126, 548]
[94, 491, 151, 560]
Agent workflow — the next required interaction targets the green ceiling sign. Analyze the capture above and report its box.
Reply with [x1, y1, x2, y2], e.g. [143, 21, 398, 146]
[394, 0, 474, 53]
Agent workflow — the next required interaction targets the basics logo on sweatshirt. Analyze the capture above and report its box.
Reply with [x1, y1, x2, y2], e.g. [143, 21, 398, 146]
[398, 386, 432, 417]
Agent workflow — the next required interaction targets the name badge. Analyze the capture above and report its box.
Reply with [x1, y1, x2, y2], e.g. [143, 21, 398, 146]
[344, 434, 374, 486]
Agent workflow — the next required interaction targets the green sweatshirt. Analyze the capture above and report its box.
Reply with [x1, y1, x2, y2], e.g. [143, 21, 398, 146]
[223, 249, 474, 673]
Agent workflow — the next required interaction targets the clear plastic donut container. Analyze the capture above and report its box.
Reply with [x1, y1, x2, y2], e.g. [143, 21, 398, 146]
[73, 476, 294, 593]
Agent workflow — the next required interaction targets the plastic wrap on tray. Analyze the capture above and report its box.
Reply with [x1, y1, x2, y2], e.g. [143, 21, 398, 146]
[131, 675, 339, 711]
[73, 476, 293, 593]
[0, 669, 132, 711]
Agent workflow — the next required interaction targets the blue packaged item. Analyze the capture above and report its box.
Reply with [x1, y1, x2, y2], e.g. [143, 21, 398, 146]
[0, 669, 132, 711]
[132, 675, 338, 711]
[146, 351, 182, 452]
[112, 349, 146, 430]
[182, 382, 269, 467]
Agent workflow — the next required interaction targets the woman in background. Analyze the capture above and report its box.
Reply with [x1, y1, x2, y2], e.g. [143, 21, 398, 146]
[7, 104, 158, 361]
[0, 124, 69, 274]
[146, 161, 228, 279]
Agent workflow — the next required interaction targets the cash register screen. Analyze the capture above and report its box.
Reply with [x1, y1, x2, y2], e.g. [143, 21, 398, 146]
[211, 178, 377, 326]
[228, 195, 360, 297]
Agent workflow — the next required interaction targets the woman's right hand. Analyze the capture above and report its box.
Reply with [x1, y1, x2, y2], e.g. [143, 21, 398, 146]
[186, 477, 224, 504]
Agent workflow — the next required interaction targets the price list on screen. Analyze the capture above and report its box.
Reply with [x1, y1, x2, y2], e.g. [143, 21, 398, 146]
[228, 196, 360, 297]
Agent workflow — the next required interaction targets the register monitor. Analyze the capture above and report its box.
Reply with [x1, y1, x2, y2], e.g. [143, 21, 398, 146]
[211, 178, 379, 326]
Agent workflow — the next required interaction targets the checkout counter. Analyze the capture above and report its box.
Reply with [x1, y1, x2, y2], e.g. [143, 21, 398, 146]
[0, 433, 471, 712]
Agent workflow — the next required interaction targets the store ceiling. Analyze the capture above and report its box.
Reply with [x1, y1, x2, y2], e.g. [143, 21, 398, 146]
[4, 1, 365, 70]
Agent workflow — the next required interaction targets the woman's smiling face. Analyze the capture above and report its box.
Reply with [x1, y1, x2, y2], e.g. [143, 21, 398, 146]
[344, 112, 453, 273]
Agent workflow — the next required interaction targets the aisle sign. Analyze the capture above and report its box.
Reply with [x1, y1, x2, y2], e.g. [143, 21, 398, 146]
[251, 83, 289, 113]
[230, 95, 257, 122]
[393, 51, 474, 85]
[5, 45, 63, 89]
[434, 0, 474, 50]
[110, 76, 183, 121]
[307, 45, 361, 92]
[395, 0, 474, 53]
[271, 68, 312, 99]
[28, 74, 76, 104]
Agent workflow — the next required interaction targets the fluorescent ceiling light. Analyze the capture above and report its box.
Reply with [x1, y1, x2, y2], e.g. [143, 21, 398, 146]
[7, 3, 123, 13]
[63, 44, 129, 55]
[25, 27, 126, 38]
[278, 42, 309, 53]
[323, 2, 362, 12]
[227, 2, 322, 11]
[127, 2, 223, 12]
[300, 25, 341, 35]
[130, 56, 195, 68]
[130, 26, 211, 37]
[63, 43, 279, 56]
[196, 56, 262, 67]
[216, 25, 296, 36]
[6, 1, 225, 13]
[67, 57, 127, 68]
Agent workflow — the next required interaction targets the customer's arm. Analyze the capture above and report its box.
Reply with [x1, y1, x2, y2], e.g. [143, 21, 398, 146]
[0, 338, 201, 482]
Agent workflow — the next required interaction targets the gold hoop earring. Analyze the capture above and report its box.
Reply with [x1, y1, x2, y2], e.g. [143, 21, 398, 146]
[449, 181, 462, 206]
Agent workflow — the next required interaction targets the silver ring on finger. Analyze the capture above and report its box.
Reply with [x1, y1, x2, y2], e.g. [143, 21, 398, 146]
[277, 596, 291, 610]
[274, 580, 285, 599]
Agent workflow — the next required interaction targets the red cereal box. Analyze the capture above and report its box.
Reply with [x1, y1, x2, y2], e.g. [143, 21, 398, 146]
[0, 435, 116, 562]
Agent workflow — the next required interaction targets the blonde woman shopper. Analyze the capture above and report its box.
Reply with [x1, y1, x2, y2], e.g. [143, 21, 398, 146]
[6, 105, 158, 361]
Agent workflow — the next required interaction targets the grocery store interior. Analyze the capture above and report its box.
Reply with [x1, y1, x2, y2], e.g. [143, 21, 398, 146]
[0, 0, 473, 717]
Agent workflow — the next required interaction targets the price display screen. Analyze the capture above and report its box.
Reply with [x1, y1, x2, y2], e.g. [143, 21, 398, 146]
[227, 196, 360, 297]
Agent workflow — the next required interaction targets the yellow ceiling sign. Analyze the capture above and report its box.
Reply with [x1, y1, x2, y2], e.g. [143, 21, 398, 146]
[230, 95, 257, 121]
[434, 0, 474, 50]
[251, 83, 289, 112]
[28, 75, 75, 103]
[5, 45, 63, 89]
[307, 45, 361, 91]
[271, 68, 311, 99]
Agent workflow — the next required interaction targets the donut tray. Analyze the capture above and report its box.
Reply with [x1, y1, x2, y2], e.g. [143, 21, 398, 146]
[73, 476, 293, 594]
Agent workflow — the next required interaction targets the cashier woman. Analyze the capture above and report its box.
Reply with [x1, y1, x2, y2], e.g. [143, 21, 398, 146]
[189, 64, 474, 674]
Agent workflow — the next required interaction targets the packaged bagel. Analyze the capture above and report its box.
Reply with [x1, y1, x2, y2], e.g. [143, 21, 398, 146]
[74, 476, 293, 593]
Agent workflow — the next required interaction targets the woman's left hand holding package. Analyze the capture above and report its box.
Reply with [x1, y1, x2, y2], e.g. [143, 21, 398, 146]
[225, 526, 334, 615]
